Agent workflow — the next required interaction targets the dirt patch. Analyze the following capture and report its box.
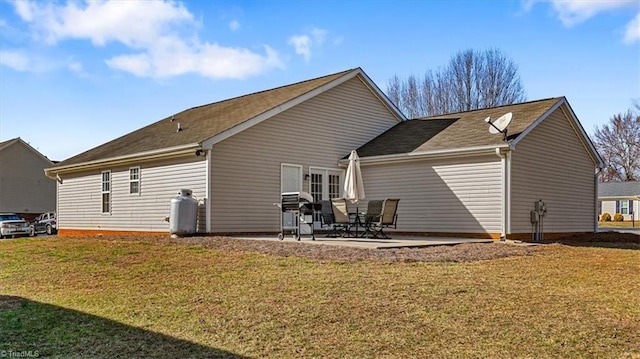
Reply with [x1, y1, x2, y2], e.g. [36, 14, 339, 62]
[48, 232, 638, 263]
[69, 235, 544, 263]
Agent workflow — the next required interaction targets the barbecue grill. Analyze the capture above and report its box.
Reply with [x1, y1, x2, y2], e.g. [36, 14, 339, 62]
[278, 191, 320, 241]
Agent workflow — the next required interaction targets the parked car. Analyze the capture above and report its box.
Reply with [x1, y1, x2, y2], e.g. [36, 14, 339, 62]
[0, 213, 31, 239]
[30, 211, 57, 236]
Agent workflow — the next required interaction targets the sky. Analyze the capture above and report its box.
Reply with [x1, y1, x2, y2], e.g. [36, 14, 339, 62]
[0, 0, 638, 161]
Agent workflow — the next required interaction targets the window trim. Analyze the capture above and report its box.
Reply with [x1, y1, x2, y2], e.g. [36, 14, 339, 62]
[129, 166, 141, 195]
[101, 170, 111, 214]
[620, 200, 630, 215]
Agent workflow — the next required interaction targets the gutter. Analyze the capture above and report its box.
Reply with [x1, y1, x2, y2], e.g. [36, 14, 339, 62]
[45, 143, 201, 179]
[341, 144, 510, 166]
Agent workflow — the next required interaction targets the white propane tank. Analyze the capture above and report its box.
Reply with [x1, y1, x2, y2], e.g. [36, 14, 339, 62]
[169, 189, 198, 237]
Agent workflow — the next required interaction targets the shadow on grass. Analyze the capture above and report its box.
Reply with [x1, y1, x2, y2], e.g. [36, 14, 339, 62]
[0, 295, 247, 359]
[541, 231, 640, 250]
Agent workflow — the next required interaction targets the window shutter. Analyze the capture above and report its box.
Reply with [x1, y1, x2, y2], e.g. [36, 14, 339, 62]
[630, 200, 634, 215]
[616, 200, 620, 213]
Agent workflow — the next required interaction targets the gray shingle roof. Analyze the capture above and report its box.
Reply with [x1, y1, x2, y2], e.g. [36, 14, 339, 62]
[356, 97, 563, 157]
[53, 69, 357, 167]
[599, 181, 640, 198]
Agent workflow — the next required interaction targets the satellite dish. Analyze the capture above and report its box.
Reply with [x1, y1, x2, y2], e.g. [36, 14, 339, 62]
[485, 112, 513, 140]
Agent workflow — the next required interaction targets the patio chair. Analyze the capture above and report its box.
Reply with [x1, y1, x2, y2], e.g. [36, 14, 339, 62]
[367, 198, 400, 239]
[319, 200, 339, 237]
[330, 198, 353, 237]
[362, 200, 383, 238]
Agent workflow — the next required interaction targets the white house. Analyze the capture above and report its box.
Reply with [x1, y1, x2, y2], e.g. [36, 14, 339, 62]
[0, 138, 56, 220]
[599, 181, 639, 221]
[45, 68, 603, 240]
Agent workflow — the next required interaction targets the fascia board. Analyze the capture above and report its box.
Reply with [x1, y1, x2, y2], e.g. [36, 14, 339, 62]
[341, 144, 509, 166]
[45, 143, 200, 176]
[355, 69, 407, 122]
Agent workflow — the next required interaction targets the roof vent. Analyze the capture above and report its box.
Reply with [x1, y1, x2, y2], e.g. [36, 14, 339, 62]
[176, 122, 182, 132]
[171, 115, 175, 122]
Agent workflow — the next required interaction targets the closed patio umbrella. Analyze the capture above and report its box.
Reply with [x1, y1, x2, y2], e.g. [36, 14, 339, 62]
[343, 150, 365, 203]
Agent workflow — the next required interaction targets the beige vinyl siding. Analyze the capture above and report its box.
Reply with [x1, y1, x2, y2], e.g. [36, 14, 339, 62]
[209, 76, 399, 232]
[510, 106, 597, 233]
[0, 141, 55, 214]
[58, 156, 206, 232]
[361, 155, 502, 234]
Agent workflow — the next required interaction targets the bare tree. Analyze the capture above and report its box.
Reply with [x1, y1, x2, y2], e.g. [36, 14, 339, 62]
[386, 48, 526, 117]
[594, 107, 640, 182]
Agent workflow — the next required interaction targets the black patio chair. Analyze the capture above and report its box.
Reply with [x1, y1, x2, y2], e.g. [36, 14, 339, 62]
[362, 200, 383, 238]
[367, 198, 400, 239]
[319, 200, 339, 237]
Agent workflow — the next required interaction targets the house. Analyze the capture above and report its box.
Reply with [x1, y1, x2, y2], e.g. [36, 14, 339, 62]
[0, 138, 56, 221]
[598, 181, 639, 221]
[45, 68, 403, 235]
[45, 68, 603, 240]
[355, 97, 604, 240]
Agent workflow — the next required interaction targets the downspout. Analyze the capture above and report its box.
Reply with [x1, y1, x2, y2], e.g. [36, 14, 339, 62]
[205, 149, 212, 233]
[495, 148, 511, 240]
[594, 167, 603, 233]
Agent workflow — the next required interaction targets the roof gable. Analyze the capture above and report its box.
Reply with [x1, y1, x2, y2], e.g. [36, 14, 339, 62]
[55, 68, 396, 168]
[0, 137, 54, 165]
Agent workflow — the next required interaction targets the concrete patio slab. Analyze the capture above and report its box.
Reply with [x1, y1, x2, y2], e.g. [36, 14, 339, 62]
[229, 234, 494, 249]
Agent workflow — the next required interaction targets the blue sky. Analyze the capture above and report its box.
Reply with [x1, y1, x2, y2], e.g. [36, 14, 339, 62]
[1, 0, 638, 161]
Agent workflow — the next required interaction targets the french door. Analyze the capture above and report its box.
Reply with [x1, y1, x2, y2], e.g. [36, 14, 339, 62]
[309, 167, 343, 228]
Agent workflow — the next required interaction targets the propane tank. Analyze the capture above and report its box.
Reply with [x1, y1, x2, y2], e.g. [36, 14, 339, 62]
[169, 189, 198, 237]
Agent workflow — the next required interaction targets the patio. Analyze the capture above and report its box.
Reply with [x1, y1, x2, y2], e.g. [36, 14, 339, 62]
[232, 234, 495, 249]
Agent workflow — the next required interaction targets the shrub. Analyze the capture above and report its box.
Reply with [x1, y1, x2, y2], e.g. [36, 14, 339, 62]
[613, 213, 624, 222]
[600, 212, 612, 221]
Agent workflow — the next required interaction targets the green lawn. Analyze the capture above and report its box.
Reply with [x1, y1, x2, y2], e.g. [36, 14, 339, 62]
[1, 237, 639, 358]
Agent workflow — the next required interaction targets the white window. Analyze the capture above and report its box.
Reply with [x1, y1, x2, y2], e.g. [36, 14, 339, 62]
[620, 200, 629, 215]
[129, 167, 140, 194]
[101, 171, 111, 214]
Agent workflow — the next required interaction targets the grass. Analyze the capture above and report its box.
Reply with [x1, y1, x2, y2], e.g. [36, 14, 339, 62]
[599, 221, 639, 228]
[1, 237, 640, 358]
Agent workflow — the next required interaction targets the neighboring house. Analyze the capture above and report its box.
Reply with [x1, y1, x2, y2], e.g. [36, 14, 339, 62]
[0, 138, 56, 220]
[45, 68, 603, 240]
[598, 181, 639, 221]
[353, 96, 603, 240]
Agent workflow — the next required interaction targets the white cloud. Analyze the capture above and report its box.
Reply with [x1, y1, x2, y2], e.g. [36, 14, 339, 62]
[624, 13, 640, 43]
[0, 50, 31, 71]
[311, 28, 326, 45]
[523, 0, 639, 44]
[542, 0, 634, 26]
[7, 0, 282, 79]
[288, 27, 338, 62]
[229, 20, 240, 31]
[288, 35, 312, 62]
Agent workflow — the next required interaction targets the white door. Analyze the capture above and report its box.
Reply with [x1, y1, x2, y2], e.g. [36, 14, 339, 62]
[281, 164, 303, 231]
[309, 167, 343, 228]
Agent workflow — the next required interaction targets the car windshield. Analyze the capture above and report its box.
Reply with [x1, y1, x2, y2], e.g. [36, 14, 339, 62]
[0, 214, 21, 221]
